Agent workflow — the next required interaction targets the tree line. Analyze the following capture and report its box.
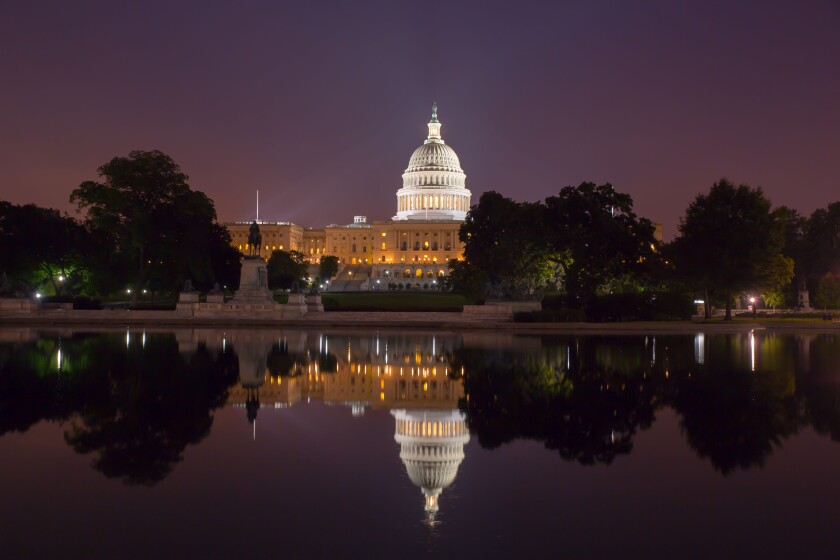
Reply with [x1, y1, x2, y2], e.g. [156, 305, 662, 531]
[1, 151, 240, 306]
[449, 179, 839, 319]
[3, 149, 839, 318]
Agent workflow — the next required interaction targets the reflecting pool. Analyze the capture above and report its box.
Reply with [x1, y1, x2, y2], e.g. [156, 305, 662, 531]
[2, 327, 840, 558]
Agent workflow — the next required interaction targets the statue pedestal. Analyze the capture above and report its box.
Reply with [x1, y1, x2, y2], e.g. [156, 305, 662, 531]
[178, 292, 199, 303]
[285, 293, 308, 316]
[206, 293, 224, 303]
[232, 257, 274, 304]
[798, 289, 811, 311]
[306, 294, 324, 312]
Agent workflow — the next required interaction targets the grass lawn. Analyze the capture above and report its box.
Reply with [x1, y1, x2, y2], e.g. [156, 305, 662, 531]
[321, 292, 467, 312]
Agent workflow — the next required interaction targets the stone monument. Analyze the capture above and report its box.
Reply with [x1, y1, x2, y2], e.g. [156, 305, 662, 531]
[798, 278, 811, 311]
[206, 282, 225, 303]
[178, 279, 199, 303]
[306, 284, 324, 312]
[285, 280, 308, 316]
[231, 221, 275, 305]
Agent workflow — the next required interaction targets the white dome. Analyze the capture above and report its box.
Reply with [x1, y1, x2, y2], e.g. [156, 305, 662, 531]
[393, 104, 472, 222]
[406, 142, 463, 174]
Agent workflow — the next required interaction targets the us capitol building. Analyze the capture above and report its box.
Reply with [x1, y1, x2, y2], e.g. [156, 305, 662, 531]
[225, 104, 471, 290]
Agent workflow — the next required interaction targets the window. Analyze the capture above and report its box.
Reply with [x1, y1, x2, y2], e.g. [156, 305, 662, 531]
[381, 242, 386, 250]
[381, 232, 387, 237]
[401, 242, 407, 250]
[352, 244, 357, 252]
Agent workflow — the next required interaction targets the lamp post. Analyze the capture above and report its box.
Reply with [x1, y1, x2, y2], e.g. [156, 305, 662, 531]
[750, 296, 757, 319]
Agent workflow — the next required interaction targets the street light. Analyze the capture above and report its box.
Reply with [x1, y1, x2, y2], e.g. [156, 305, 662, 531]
[749, 296, 757, 319]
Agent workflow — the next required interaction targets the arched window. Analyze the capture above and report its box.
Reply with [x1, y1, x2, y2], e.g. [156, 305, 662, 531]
[415, 268, 423, 278]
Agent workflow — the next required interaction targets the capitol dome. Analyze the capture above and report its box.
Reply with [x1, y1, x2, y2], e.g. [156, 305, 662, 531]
[392, 409, 470, 523]
[393, 104, 472, 221]
[406, 142, 463, 173]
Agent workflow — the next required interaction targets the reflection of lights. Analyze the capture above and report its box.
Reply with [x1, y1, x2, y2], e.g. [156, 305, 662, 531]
[750, 330, 756, 372]
[126, 328, 130, 348]
[142, 330, 146, 349]
[652, 337, 656, 366]
[694, 333, 705, 364]
[56, 348, 63, 372]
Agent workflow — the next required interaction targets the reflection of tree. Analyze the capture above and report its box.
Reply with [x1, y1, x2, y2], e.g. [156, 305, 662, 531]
[0, 332, 238, 486]
[458, 334, 810, 473]
[667, 365, 800, 474]
[0, 336, 105, 435]
[65, 335, 238, 485]
[800, 336, 840, 442]
[655, 334, 802, 474]
[456, 338, 658, 465]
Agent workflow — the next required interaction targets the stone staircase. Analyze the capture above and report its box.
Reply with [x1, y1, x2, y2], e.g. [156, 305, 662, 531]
[329, 265, 372, 291]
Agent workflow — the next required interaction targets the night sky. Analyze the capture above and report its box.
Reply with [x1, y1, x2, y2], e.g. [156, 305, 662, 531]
[2, 1, 839, 239]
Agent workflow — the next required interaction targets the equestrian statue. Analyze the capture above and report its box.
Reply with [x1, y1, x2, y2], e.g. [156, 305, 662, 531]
[247, 221, 262, 257]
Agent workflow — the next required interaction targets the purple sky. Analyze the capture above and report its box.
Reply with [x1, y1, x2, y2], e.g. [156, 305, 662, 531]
[1, 0, 839, 239]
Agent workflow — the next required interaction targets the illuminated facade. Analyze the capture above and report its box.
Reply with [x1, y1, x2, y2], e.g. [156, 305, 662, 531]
[223, 105, 663, 289]
[223, 106, 469, 289]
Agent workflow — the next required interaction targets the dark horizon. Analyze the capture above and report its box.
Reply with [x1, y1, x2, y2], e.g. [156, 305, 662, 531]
[2, 0, 839, 239]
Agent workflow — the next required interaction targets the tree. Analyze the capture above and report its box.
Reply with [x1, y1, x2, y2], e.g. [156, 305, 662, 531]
[0, 201, 90, 296]
[458, 191, 556, 300]
[542, 182, 658, 308]
[814, 276, 840, 309]
[266, 250, 307, 290]
[761, 288, 785, 311]
[672, 179, 794, 320]
[319, 255, 339, 280]
[795, 202, 840, 300]
[70, 150, 233, 304]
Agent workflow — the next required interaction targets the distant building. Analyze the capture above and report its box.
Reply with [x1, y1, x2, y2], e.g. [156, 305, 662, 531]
[224, 105, 662, 289]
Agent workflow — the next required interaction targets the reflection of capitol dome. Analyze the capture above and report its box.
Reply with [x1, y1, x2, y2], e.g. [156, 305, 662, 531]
[393, 104, 472, 222]
[392, 409, 469, 523]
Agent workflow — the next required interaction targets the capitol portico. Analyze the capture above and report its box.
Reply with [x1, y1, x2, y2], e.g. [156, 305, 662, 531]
[225, 105, 471, 290]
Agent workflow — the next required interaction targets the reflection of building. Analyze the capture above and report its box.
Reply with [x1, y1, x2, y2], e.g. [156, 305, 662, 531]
[392, 409, 469, 523]
[216, 331, 469, 521]
[226, 332, 464, 413]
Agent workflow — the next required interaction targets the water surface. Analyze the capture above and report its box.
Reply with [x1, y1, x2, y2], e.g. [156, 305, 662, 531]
[1, 327, 840, 558]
